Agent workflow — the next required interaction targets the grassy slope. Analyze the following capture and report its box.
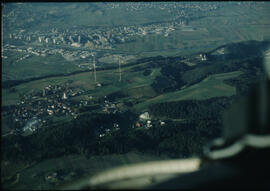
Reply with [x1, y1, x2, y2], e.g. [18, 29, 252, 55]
[133, 71, 243, 112]
[115, 4, 270, 57]
[2, 53, 81, 81]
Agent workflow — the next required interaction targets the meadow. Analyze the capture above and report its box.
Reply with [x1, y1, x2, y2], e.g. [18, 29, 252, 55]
[133, 71, 242, 112]
[2, 53, 81, 81]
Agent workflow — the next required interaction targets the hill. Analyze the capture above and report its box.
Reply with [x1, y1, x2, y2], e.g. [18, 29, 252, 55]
[2, 40, 270, 190]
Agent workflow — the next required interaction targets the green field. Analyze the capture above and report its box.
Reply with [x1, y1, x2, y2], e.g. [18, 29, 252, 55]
[113, 3, 270, 57]
[1, 59, 243, 112]
[133, 71, 243, 111]
[2, 61, 160, 107]
[2, 53, 81, 81]
[115, 28, 222, 57]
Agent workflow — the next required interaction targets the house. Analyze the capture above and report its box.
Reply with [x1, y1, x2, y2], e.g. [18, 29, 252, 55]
[45, 172, 58, 182]
[200, 53, 207, 61]
[139, 112, 150, 120]
[62, 92, 68, 100]
[146, 120, 152, 128]
[47, 109, 53, 115]
[23, 117, 41, 132]
[136, 122, 141, 128]
[105, 129, 111, 133]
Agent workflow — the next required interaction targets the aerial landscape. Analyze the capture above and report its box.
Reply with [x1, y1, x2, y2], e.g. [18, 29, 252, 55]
[1, 2, 270, 189]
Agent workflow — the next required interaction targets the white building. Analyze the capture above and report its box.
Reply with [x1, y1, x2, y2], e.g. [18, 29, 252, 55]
[71, 42, 81, 47]
[139, 112, 150, 120]
[146, 120, 152, 128]
[99, 133, 105, 138]
[62, 92, 67, 100]
[160, 121, 165, 126]
[200, 54, 207, 61]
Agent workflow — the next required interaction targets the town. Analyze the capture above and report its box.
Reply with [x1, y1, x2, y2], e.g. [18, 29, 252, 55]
[2, 2, 223, 70]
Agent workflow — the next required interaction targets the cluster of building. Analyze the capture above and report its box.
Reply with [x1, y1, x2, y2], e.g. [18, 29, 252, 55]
[108, 2, 219, 14]
[44, 171, 78, 184]
[3, 80, 168, 138]
[97, 98, 166, 139]
[5, 9, 197, 50]
[6, 84, 94, 135]
[199, 53, 207, 61]
[99, 123, 120, 138]
[3, 1, 220, 63]
[3, 19, 186, 68]
[135, 111, 166, 130]
[101, 96, 129, 115]
[22, 117, 41, 133]
[3, 77, 169, 138]
[97, 110, 167, 139]
[2, 43, 96, 65]
[2, 2, 223, 72]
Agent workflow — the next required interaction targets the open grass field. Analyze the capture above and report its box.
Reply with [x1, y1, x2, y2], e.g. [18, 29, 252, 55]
[112, 3, 270, 57]
[1, 58, 243, 113]
[194, 4, 270, 42]
[1, 61, 160, 107]
[133, 71, 243, 112]
[2, 53, 81, 81]
[2, 89, 20, 106]
[115, 27, 226, 58]
[2, 152, 169, 190]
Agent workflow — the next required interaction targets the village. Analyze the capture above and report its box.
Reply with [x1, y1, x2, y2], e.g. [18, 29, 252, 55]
[2, 79, 166, 137]
[2, 82, 94, 135]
